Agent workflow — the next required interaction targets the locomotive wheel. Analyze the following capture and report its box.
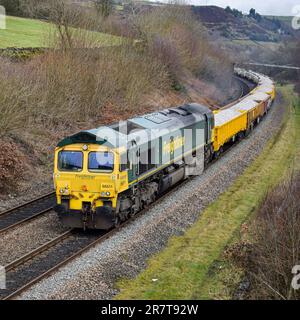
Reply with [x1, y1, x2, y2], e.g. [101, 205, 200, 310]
[151, 193, 156, 203]
[114, 216, 121, 228]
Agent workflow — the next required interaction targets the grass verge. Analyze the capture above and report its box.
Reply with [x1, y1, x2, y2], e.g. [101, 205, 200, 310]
[0, 16, 123, 48]
[115, 85, 300, 300]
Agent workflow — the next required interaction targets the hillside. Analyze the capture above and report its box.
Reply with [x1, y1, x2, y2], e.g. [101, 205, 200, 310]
[191, 6, 298, 42]
[264, 15, 294, 24]
[111, 3, 298, 42]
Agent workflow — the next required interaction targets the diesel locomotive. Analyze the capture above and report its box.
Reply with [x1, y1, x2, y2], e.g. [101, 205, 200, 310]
[53, 69, 276, 230]
[54, 103, 214, 229]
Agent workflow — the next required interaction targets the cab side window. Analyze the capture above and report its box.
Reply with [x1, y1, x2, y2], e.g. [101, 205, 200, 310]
[120, 152, 129, 172]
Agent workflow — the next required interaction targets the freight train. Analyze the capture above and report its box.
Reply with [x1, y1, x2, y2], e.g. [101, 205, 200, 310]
[53, 69, 276, 230]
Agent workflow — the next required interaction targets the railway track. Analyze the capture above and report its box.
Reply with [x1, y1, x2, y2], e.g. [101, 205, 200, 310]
[220, 76, 254, 109]
[1, 229, 104, 300]
[0, 192, 56, 235]
[1, 181, 188, 300]
[237, 76, 255, 99]
[221, 76, 255, 111]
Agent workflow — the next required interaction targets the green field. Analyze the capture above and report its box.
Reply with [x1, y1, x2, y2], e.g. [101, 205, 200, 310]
[116, 86, 300, 300]
[0, 16, 123, 48]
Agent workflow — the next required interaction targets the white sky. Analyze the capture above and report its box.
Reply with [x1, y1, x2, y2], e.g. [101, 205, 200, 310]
[188, 0, 299, 16]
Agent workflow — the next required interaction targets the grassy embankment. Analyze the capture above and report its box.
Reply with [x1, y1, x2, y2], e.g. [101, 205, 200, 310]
[0, 16, 123, 48]
[116, 85, 300, 299]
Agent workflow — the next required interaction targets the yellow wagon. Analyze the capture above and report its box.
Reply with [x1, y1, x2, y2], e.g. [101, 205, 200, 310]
[213, 109, 248, 152]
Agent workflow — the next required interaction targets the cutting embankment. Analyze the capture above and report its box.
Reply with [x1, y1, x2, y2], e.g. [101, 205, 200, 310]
[116, 85, 300, 300]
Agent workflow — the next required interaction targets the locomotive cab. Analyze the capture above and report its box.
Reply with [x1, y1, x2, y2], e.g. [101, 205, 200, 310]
[54, 142, 128, 230]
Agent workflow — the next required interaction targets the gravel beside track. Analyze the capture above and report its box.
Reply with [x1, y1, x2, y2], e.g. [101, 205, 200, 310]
[17, 97, 285, 300]
[0, 193, 55, 233]
[0, 231, 104, 300]
[0, 212, 68, 266]
[0, 182, 53, 213]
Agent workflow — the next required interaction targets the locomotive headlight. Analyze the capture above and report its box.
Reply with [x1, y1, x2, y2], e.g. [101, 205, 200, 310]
[82, 145, 88, 151]
[101, 191, 111, 197]
[59, 187, 69, 194]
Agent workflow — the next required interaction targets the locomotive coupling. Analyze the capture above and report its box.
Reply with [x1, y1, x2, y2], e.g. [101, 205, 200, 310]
[54, 204, 115, 230]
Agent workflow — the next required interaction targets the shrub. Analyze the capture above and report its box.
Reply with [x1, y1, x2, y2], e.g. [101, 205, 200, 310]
[0, 3, 235, 137]
[0, 58, 32, 137]
[0, 141, 26, 191]
[247, 173, 300, 300]
[34, 45, 169, 119]
[0, 0, 22, 16]
[133, 5, 208, 76]
[0, 44, 170, 135]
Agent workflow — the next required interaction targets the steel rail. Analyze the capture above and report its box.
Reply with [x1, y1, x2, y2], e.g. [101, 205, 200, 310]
[0, 192, 55, 217]
[0, 192, 55, 235]
[0, 208, 54, 236]
[2, 183, 186, 300]
[5, 230, 73, 273]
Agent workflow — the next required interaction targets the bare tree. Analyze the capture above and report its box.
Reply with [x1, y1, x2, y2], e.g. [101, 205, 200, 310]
[48, 0, 80, 49]
[93, 0, 113, 18]
[22, 0, 82, 49]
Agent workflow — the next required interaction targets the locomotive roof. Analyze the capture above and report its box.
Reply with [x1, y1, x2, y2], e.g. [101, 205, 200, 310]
[57, 103, 212, 149]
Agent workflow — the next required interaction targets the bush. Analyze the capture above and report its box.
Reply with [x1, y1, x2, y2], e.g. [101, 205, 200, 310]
[131, 5, 208, 76]
[0, 141, 26, 191]
[0, 43, 170, 135]
[35, 45, 169, 119]
[0, 58, 32, 137]
[0, 4, 236, 137]
[131, 5, 235, 96]
[0, 0, 22, 16]
[247, 173, 300, 300]
[148, 35, 181, 78]
[0, 48, 45, 61]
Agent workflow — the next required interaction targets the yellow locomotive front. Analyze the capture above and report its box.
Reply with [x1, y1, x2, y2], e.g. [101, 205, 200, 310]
[53, 142, 128, 230]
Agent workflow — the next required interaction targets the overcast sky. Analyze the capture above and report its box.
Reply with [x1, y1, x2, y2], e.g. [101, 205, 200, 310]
[186, 0, 300, 16]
